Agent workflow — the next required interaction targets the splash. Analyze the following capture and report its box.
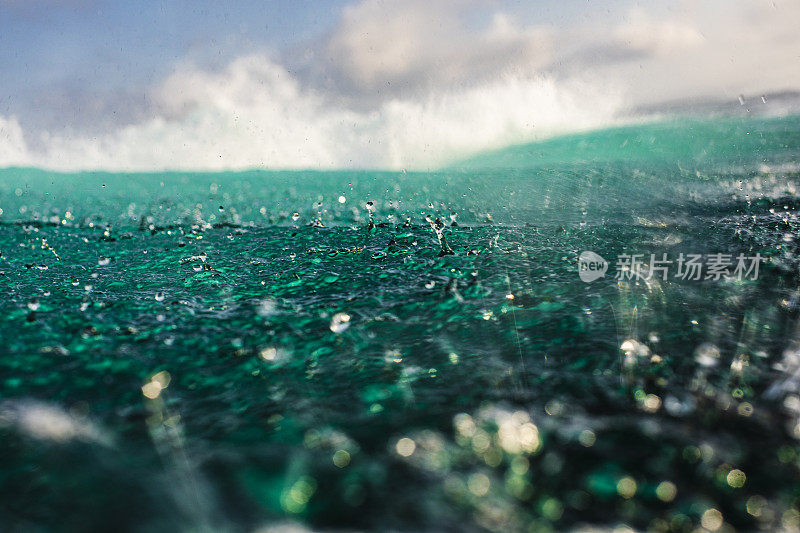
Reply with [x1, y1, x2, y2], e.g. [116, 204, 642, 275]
[0, 55, 623, 171]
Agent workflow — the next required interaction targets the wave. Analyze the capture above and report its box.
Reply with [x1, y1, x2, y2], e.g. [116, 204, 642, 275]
[0, 55, 624, 172]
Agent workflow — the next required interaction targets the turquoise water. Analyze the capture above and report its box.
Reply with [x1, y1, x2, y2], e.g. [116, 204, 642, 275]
[1, 115, 800, 531]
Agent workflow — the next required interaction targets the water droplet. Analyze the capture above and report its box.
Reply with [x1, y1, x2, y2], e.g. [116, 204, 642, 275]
[192, 263, 202, 272]
[257, 299, 278, 317]
[330, 312, 351, 333]
[291, 212, 300, 221]
[259, 347, 278, 361]
[27, 298, 40, 311]
[695, 343, 720, 367]
[218, 205, 225, 212]
[338, 195, 346, 204]
[98, 257, 111, 266]
[155, 292, 165, 302]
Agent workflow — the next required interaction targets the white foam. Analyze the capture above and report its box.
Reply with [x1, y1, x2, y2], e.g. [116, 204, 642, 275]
[0, 55, 623, 172]
[0, 400, 111, 445]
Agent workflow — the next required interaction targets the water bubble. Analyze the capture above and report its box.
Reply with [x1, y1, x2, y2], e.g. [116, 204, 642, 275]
[395, 437, 416, 457]
[98, 257, 111, 266]
[338, 195, 346, 204]
[155, 292, 165, 302]
[257, 299, 278, 317]
[27, 298, 40, 311]
[218, 206, 224, 212]
[695, 343, 721, 367]
[259, 347, 278, 361]
[330, 312, 351, 333]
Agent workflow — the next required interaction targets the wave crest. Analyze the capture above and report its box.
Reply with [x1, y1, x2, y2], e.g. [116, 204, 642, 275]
[0, 55, 623, 171]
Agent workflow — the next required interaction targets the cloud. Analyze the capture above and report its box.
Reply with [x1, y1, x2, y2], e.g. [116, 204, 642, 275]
[613, 9, 704, 57]
[309, 0, 552, 103]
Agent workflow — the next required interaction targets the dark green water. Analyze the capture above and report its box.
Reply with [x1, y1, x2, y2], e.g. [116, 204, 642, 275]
[2, 115, 800, 532]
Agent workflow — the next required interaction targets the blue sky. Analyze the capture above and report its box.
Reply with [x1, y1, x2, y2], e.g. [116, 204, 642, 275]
[1, 0, 799, 170]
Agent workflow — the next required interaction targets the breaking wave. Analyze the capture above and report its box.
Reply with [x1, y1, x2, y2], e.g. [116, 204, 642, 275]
[0, 55, 623, 172]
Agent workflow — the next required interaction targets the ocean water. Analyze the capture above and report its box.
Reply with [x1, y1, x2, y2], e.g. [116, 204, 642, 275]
[1, 115, 800, 532]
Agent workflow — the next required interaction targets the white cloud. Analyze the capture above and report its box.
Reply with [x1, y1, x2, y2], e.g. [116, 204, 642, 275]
[320, 0, 552, 97]
[614, 9, 704, 57]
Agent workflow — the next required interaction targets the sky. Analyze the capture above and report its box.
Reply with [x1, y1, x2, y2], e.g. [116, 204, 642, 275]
[1, 0, 799, 171]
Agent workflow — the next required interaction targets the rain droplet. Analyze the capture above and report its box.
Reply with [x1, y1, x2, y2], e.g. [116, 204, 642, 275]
[338, 195, 346, 204]
[695, 343, 720, 367]
[330, 312, 351, 333]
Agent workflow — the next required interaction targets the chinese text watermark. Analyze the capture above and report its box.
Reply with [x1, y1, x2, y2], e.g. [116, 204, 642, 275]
[578, 252, 763, 283]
